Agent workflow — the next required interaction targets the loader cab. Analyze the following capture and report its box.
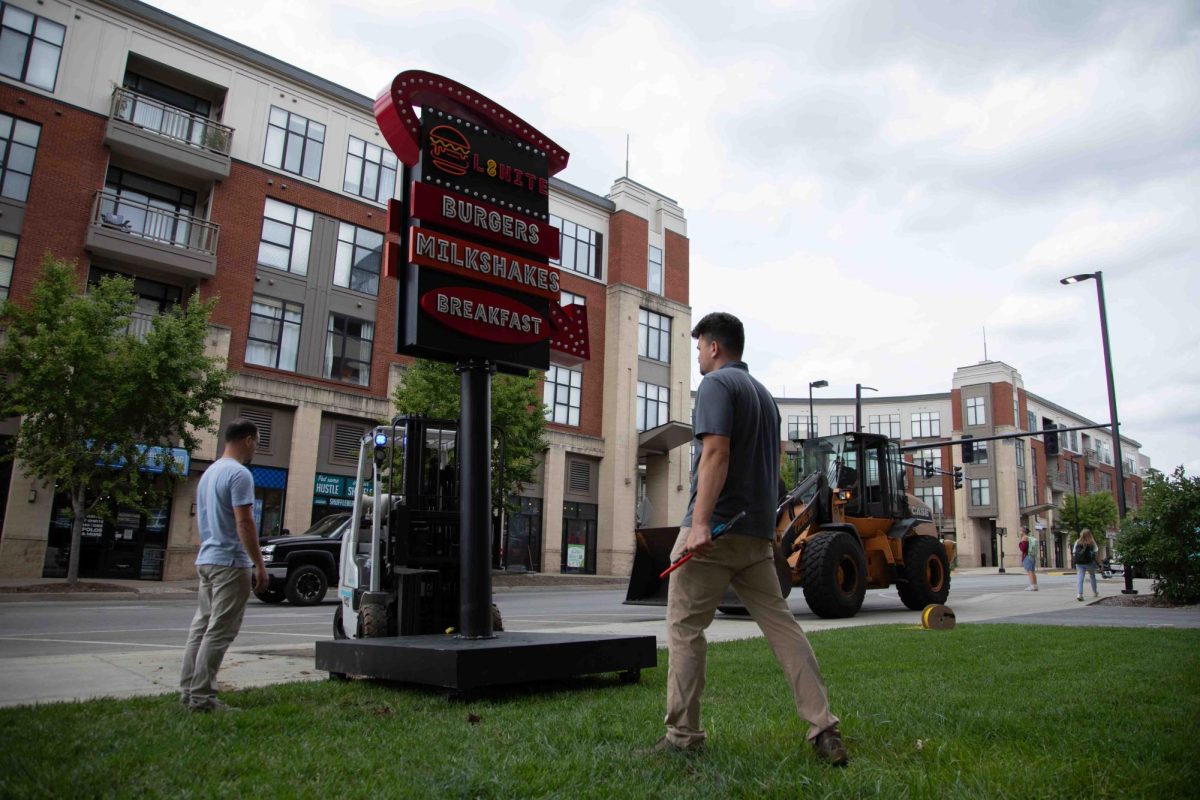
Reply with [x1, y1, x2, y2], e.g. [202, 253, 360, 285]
[802, 433, 907, 520]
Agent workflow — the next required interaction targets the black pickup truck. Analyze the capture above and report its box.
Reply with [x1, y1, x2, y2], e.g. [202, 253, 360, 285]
[254, 513, 349, 606]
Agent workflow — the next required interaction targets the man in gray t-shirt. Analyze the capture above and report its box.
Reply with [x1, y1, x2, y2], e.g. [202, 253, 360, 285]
[179, 419, 266, 712]
[651, 312, 847, 766]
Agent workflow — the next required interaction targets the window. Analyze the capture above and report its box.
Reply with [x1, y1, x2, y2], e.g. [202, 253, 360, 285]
[264, 106, 324, 180]
[787, 415, 802, 440]
[257, 198, 313, 276]
[868, 413, 900, 438]
[1027, 410, 1037, 434]
[90, 267, 182, 340]
[647, 244, 663, 295]
[970, 478, 990, 506]
[246, 295, 302, 372]
[1015, 439, 1025, 468]
[1069, 430, 1079, 453]
[560, 290, 586, 308]
[972, 441, 988, 465]
[334, 222, 383, 295]
[830, 415, 854, 435]
[543, 364, 582, 427]
[0, 113, 38, 202]
[1017, 479, 1027, 508]
[0, 232, 14, 300]
[549, 215, 602, 278]
[102, 167, 198, 247]
[638, 309, 671, 363]
[913, 447, 942, 474]
[911, 412, 941, 438]
[343, 135, 397, 203]
[636, 381, 669, 432]
[915, 486, 944, 515]
[0, 3, 64, 91]
[966, 396, 986, 426]
[324, 313, 373, 386]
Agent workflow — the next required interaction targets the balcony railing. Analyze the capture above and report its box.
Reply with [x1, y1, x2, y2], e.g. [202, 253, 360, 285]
[110, 87, 233, 155]
[90, 190, 219, 256]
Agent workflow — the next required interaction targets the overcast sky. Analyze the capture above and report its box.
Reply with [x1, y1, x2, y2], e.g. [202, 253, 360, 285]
[146, 0, 1199, 475]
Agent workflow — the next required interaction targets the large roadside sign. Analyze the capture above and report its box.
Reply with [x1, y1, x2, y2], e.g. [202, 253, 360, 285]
[374, 71, 589, 372]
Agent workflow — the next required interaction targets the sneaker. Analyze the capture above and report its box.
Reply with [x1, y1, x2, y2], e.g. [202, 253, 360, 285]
[1031, 586, 1038, 592]
[1094, 592, 1100, 598]
[179, 692, 190, 707]
[636, 736, 705, 756]
[813, 727, 849, 767]
[188, 698, 241, 713]
[1076, 595, 1084, 602]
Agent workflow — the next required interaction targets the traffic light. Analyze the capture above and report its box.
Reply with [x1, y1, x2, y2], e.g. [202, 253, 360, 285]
[953, 465, 964, 489]
[1043, 424, 1059, 455]
[923, 459, 935, 478]
[961, 434, 974, 464]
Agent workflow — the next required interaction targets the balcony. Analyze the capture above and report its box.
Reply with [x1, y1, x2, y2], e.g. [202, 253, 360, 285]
[1048, 467, 1075, 493]
[84, 190, 218, 281]
[127, 311, 156, 341]
[104, 88, 233, 182]
[1083, 449, 1098, 469]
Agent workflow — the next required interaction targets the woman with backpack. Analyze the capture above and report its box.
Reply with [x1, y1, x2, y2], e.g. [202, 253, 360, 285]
[1073, 528, 1100, 602]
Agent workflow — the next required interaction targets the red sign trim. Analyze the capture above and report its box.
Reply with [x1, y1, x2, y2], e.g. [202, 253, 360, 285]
[409, 227, 560, 301]
[410, 182, 560, 261]
[375, 70, 569, 175]
[420, 285, 548, 345]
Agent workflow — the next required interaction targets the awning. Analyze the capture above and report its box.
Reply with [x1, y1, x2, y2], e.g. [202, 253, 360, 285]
[95, 444, 190, 476]
[638, 421, 692, 457]
[1020, 503, 1055, 516]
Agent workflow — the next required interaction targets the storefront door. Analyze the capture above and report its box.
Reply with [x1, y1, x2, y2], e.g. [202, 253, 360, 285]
[561, 501, 597, 574]
[43, 496, 173, 581]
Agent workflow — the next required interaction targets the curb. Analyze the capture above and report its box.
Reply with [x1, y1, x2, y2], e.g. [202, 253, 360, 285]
[0, 590, 197, 603]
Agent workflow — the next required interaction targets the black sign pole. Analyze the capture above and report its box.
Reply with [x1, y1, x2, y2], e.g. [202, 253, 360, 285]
[457, 358, 495, 638]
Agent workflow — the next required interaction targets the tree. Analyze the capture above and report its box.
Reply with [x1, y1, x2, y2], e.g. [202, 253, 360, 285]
[1116, 466, 1200, 604]
[0, 254, 228, 584]
[391, 359, 547, 508]
[1060, 491, 1118, 543]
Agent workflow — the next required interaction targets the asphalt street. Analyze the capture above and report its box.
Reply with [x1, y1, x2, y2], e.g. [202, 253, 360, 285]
[0, 570, 1193, 707]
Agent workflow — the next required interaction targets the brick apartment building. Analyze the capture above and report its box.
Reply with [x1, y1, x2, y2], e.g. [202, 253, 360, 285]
[0, 0, 693, 581]
[775, 360, 1149, 570]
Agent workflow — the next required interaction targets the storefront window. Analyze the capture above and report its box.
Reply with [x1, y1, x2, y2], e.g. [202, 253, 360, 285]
[506, 496, 543, 573]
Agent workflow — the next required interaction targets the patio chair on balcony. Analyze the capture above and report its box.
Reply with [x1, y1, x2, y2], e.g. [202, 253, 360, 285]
[100, 212, 133, 232]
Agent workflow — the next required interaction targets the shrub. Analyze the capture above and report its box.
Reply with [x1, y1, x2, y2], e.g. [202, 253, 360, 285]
[1116, 466, 1200, 604]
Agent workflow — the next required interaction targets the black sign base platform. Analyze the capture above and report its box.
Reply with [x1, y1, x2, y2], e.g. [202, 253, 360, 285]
[315, 632, 657, 690]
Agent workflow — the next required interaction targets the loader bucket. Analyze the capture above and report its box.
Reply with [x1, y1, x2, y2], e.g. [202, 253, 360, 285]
[624, 526, 680, 606]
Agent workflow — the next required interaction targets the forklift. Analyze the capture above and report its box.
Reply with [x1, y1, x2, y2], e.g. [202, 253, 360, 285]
[322, 414, 656, 689]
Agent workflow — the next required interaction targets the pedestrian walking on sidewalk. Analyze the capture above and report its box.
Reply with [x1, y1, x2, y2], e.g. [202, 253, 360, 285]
[179, 419, 267, 712]
[1019, 528, 1038, 591]
[1073, 528, 1100, 602]
[647, 312, 846, 766]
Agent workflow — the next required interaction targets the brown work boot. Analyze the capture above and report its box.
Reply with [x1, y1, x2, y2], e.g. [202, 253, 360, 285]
[812, 727, 848, 766]
[636, 735, 706, 756]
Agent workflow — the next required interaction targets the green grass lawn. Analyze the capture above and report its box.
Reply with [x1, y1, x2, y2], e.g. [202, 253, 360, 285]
[1, 624, 1197, 799]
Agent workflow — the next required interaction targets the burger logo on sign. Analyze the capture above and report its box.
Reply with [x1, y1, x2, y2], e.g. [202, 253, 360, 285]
[428, 125, 470, 176]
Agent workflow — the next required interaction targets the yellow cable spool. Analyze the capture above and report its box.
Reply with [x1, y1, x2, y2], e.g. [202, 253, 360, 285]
[921, 604, 956, 630]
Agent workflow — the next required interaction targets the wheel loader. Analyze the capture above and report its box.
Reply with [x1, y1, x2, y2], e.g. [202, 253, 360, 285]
[626, 431, 956, 619]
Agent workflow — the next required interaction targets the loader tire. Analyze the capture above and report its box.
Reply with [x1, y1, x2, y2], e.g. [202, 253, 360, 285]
[800, 531, 867, 619]
[897, 536, 951, 610]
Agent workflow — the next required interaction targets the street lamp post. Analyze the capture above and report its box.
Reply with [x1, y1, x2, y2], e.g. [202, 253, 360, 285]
[855, 384, 877, 433]
[808, 379, 827, 439]
[1061, 270, 1135, 594]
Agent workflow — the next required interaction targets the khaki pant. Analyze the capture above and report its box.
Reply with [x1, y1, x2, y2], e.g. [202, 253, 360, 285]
[665, 529, 839, 747]
[179, 564, 252, 708]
